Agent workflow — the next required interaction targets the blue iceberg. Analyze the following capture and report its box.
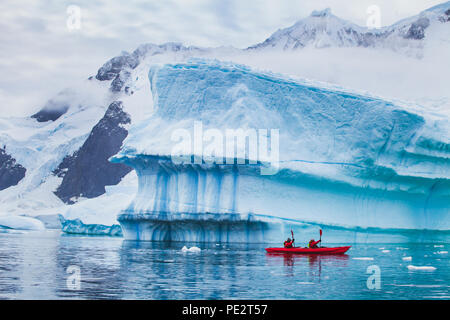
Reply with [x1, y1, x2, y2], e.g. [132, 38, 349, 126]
[111, 60, 449, 242]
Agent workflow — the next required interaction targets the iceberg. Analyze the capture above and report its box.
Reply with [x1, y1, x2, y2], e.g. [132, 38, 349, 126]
[181, 246, 201, 253]
[0, 215, 45, 231]
[111, 60, 450, 243]
[60, 217, 123, 237]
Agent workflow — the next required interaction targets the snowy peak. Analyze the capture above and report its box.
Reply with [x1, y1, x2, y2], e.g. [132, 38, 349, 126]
[248, 2, 450, 52]
[387, 1, 450, 37]
[93, 42, 206, 94]
[248, 8, 378, 50]
[310, 8, 332, 18]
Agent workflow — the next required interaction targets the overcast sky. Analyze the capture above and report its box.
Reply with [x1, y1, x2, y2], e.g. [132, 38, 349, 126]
[0, 0, 445, 116]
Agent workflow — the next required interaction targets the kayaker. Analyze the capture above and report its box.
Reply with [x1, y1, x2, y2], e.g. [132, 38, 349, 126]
[284, 237, 295, 248]
[308, 239, 321, 248]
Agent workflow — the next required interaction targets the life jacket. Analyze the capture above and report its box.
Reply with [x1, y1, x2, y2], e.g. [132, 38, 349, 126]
[284, 240, 293, 248]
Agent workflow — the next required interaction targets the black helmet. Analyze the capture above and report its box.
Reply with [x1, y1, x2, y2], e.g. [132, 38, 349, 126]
[287, 238, 291, 242]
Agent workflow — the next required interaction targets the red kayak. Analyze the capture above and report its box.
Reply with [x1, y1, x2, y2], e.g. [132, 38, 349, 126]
[265, 246, 351, 255]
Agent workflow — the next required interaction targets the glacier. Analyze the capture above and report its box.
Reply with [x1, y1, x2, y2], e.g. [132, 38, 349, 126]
[111, 60, 450, 243]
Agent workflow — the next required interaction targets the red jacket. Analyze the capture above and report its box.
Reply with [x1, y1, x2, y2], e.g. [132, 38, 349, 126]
[284, 240, 294, 248]
[309, 239, 321, 248]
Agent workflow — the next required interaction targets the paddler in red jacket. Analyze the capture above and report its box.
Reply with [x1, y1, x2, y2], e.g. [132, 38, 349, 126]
[284, 237, 295, 248]
[308, 239, 321, 248]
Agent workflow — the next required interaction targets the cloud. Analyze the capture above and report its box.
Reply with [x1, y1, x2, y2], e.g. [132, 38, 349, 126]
[0, 0, 445, 116]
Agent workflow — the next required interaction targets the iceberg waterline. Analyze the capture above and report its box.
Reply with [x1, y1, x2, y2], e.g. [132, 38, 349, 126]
[111, 60, 449, 242]
[61, 217, 123, 237]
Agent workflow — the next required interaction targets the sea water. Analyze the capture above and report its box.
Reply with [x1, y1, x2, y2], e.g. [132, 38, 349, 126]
[0, 230, 448, 300]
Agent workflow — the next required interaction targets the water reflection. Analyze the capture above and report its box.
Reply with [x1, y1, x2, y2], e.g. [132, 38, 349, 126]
[265, 253, 349, 278]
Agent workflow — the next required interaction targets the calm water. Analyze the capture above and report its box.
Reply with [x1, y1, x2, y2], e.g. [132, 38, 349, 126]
[0, 230, 448, 300]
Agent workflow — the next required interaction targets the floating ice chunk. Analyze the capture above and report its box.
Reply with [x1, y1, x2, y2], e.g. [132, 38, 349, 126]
[407, 265, 436, 271]
[352, 257, 374, 260]
[382, 250, 390, 253]
[392, 284, 444, 288]
[396, 247, 409, 250]
[402, 256, 412, 261]
[434, 245, 444, 248]
[181, 246, 201, 253]
[0, 215, 45, 230]
[435, 251, 448, 254]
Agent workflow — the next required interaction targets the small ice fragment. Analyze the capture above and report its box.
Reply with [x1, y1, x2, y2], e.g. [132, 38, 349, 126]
[402, 256, 412, 261]
[396, 247, 409, 250]
[352, 257, 374, 260]
[181, 246, 201, 253]
[392, 284, 443, 288]
[379, 247, 385, 250]
[382, 250, 390, 253]
[436, 251, 448, 254]
[434, 245, 444, 248]
[407, 265, 436, 271]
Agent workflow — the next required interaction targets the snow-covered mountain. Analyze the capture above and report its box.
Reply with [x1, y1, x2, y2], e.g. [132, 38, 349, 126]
[0, 2, 449, 235]
[248, 3, 450, 57]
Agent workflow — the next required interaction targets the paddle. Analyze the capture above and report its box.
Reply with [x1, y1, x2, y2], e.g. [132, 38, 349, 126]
[291, 229, 295, 247]
[319, 229, 322, 247]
